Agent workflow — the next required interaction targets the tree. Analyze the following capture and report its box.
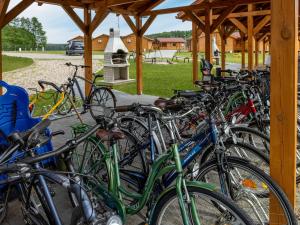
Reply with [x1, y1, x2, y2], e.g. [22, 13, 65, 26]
[30, 17, 47, 49]
[2, 17, 47, 50]
[2, 25, 35, 51]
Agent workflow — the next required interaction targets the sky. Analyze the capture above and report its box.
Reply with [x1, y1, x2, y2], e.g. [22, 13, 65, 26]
[8, 0, 195, 43]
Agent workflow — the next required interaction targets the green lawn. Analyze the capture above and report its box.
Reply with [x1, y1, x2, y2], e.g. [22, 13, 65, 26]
[3, 55, 34, 72]
[176, 52, 266, 65]
[113, 60, 197, 97]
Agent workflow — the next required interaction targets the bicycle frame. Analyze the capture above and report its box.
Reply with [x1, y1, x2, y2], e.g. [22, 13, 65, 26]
[10, 160, 96, 225]
[84, 136, 214, 225]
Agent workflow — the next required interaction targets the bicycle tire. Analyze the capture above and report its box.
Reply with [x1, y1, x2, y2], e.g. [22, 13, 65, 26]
[89, 87, 116, 120]
[150, 185, 255, 225]
[196, 157, 298, 225]
[56, 85, 75, 116]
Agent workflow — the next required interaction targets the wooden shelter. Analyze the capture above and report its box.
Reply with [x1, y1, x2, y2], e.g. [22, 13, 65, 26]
[0, 0, 298, 221]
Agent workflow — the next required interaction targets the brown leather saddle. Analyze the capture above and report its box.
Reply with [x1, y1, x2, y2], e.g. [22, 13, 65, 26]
[154, 98, 183, 112]
[96, 127, 125, 141]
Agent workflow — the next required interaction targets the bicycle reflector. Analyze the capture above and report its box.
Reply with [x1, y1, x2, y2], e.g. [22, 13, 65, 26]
[107, 215, 122, 225]
[242, 179, 257, 189]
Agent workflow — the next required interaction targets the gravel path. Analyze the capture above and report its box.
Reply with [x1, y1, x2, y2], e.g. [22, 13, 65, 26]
[3, 58, 103, 92]
[4, 52, 104, 60]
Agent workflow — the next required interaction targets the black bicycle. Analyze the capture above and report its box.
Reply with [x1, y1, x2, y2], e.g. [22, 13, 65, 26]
[56, 62, 116, 120]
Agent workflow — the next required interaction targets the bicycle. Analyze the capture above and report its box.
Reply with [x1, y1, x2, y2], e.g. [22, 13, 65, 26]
[0, 119, 123, 225]
[55, 62, 116, 120]
[110, 101, 297, 224]
[70, 106, 255, 225]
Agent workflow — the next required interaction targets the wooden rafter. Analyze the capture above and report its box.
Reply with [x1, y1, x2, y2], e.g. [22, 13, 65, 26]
[36, 0, 85, 8]
[210, 5, 236, 33]
[62, 5, 86, 34]
[180, 9, 271, 21]
[140, 15, 156, 35]
[0, 0, 10, 26]
[185, 10, 205, 31]
[122, 14, 137, 33]
[106, 0, 144, 7]
[1, 0, 34, 28]
[143, 0, 269, 16]
[224, 25, 237, 39]
[229, 18, 247, 34]
[139, 0, 164, 12]
[90, 9, 109, 33]
[253, 15, 271, 34]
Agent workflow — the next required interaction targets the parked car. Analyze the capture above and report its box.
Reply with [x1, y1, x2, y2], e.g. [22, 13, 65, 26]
[66, 40, 84, 56]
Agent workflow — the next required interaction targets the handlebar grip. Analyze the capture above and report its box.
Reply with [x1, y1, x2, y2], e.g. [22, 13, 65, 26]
[38, 80, 61, 93]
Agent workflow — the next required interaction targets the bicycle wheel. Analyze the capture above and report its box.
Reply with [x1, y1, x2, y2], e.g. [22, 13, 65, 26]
[56, 86, 74, 116]
[150, 185, 254, 225]
[200, 140, 270, 172]
[230, 126, 270, 154]
[196, 157, 297, 224]
[89, 87, 116, 119]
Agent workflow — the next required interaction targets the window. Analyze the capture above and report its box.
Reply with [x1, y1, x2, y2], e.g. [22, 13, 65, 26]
[162, 43, 167, 47]
[173, 43, 176, 47]
[127, 39, 132, 43]
[98, 39, 102, 43]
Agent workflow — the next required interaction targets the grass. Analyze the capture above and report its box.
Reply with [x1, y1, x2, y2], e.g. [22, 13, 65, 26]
[176, 52, 266, 65]
[113, 60, 197, 97]
[3, 55, 34, 72]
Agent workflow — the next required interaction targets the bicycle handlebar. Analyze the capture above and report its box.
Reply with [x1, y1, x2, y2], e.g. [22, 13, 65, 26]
[65, 62, 90, 69]
[22, 123, 101, 164]
[38, 80, 61, 93]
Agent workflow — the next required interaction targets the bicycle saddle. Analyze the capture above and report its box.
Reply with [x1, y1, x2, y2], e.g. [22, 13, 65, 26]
[96, 127, 125, 141]
[154, 98, 183, 112]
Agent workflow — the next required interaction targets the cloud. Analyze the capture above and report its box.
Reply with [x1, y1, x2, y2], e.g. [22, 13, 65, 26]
[7, 0, 193, 43]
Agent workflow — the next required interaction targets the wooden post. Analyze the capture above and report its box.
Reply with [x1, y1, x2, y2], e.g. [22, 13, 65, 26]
[205, 7, 212, 62]
[255, 38, 259, 67]
[270, 0, 298, 222]
[241, 33, 246, 69]
[221, 36, 226, 71]
[84, 8, 92, 96]
[262, 39, 266, 65]
[135, 16, 143, 95]
[247, 4, 254, 70]
[192, 22, 199, 83]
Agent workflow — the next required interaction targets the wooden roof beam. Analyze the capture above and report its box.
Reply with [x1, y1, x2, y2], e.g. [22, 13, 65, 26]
[122, 14, 137, 33]
[184, 10, 205, 31]
[140, 0, 165, 12]
[253, 15, 271, 34]
[90, 9, 109, 34]
[140, 14, 156, 35]
[229, 18, 247, 34]
[1, 0, 34, 28]
[36, 0, 85, 8]
[62, 5, 86, 34]
[0, 0, 10, 26]
[106, 0, 144, 7]
[210, 5, 236, 33]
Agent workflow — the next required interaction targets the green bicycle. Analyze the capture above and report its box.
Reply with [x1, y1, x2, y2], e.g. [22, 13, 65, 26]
[70, 105, 254, 225]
